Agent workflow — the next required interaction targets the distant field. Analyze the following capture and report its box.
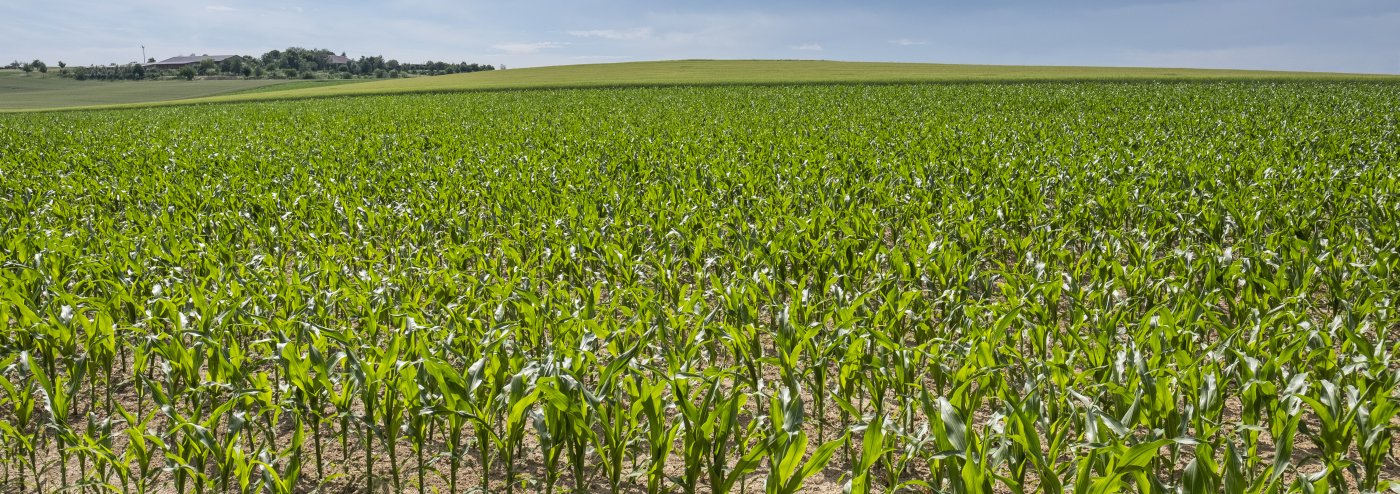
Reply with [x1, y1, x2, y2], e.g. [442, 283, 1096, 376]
[0, 71, 364, 110]
[5, 60, 1397, 112]
[218, 78, 372, 96]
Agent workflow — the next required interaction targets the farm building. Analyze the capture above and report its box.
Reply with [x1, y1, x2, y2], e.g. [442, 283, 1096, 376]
[144, 55, 240, 69]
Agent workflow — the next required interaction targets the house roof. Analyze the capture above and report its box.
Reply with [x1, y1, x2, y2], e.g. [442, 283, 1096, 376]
[326, 55, 352, 64]
[149, 55, 238, 65]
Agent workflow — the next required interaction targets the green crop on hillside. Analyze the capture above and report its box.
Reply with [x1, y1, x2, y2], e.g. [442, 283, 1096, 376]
[1, 81, 1398, 493]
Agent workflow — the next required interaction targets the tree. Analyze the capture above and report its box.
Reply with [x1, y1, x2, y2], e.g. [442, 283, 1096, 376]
[198, 58, 216, 75]
[147, 57, 155, 63]
[178, 66, 195, 80]
[32, 60, 47, 73]
[57, 61, 66, 69]
[22, 63, 32, 73]
[220, 56, 244, 76]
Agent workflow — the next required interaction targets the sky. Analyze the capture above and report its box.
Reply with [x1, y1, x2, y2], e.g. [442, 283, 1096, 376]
[3, 0, 1399, 74]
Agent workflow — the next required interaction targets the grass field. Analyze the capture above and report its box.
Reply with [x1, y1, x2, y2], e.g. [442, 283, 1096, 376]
[2, 79, 1398, 493]
[0, 70, 368, 111]
[5, 60, 1397, 112]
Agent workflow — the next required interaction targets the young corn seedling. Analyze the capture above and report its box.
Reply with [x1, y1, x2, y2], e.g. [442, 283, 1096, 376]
[762, 381, 844, 494]
[847, 413, 894, 494]
[258, 421, 305, 494]
[628, 372, 680, 494]
[116, 405, 166, 494]
[673, 372, 765, 494]
[588, 337, 646, 493]
[498, 368, 541, 494]
[533, 374, 584, 494]
[26, 351, 81, 491]
[0, 361, 40, 493]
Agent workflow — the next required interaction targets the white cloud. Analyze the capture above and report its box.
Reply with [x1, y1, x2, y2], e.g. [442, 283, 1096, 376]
[791, 43, 823, 51]
[889, 38, 927, 46]
[206, 5, 233, 11]
[492, 41, 570, 54]
[567, 28, 653, 40]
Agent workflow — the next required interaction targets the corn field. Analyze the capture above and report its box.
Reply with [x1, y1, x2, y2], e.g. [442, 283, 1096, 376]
[1, 82, 1398, 493]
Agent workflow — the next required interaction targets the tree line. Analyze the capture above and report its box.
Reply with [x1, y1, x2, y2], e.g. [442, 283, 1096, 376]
[6, 47, 497, 81]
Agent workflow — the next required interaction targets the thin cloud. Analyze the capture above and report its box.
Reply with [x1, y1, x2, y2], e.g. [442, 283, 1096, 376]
[206, 5, 234, 11]
[492, 41, 569, 54]
[567, 28, 653, 40]
[791, 43, 823, 51]
[889, 38, 927, 46]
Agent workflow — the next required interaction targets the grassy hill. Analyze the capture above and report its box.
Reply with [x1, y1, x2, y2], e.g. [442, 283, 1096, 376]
[5, 60, 1398, 112]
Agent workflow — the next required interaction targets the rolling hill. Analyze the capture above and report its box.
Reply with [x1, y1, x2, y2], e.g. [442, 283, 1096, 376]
[5, 60, 1398, 112]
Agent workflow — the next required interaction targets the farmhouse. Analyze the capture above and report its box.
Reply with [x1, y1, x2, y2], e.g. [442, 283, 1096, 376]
[325, 54, 352, 64]
[144, 55, 239, 69]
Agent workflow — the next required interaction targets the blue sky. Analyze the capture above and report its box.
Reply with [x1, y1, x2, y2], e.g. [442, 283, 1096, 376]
[4, 0, 1399, 73]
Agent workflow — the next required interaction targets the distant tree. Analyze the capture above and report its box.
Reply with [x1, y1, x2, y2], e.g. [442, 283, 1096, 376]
[57, 61, 66, 69]
[22, 63, 33, 73]
[32, 60, 47, 73]
[148, 57, 156, 63]
[219, 56, 244, 76]
[198, 58, 216, 75]
[178, 66, 195, 80]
